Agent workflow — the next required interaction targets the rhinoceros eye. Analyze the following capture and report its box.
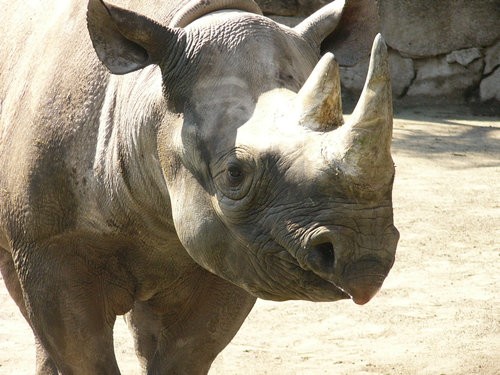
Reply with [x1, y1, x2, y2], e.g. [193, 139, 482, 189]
[227, 164, 244, 187]
[213, 149, 256, 201]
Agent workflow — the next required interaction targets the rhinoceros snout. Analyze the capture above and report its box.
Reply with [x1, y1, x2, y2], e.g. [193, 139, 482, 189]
[343, 274, 385, 305]
[342, 259, 394, 305]
[301, 228, 397, 304]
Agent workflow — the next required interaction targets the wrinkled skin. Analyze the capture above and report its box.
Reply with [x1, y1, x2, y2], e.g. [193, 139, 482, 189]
[0, 0, 398, 374]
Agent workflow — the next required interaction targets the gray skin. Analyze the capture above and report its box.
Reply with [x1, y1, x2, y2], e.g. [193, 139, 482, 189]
[0, 0, 398, 374]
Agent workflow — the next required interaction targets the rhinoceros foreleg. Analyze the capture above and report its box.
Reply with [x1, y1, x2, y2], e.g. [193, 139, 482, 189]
[125, 300, 162, 371]
[126, 269, 256, 375]
[0, 248, 58, 375]
[11, 237, 136, 375]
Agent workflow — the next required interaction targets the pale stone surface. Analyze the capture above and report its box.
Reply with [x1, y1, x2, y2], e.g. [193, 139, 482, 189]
[339, 57, 368, 93]
[339, 50, 415, 97]
[407, 57, 484, 97]
[377, 0, 500, 57]
[388, 50, 415, 97]
[446, 48, 482, 67]
[484, 40, 500, 75]
[480, 67, 500, 101]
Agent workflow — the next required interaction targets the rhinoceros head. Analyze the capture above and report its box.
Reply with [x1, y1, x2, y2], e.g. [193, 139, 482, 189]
[88, 0, 398, 304]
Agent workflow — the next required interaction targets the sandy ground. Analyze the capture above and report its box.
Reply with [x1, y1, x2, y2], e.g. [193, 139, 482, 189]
[0, 104, 499, 374]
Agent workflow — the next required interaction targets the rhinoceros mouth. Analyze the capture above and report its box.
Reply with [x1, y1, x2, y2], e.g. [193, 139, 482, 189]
[339, 258, 394, 304]
[291, 234, 394, 304]
[244, 237, 349, 301]
[287, 222, 397, 304]
[281, 246, 351, 301]
[342, 274, 386, 305]
[327, 282, 350, 299]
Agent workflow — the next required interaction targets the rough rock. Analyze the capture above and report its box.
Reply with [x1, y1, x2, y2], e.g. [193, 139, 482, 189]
[446, 48, 482, 67]
[259, 0, 499, 102]
[484, 40, 500, 75]
[480, 67, 500, 101]
[256, 0, 298, 16]
[339, 49, 414, 97]
[321, 0, 379, 67]
[407, 57, 484, 98]
[377, 0, 500, 57]
[269, 15, 304, 28]
[339, 57, 369, 94]
[256, 0, 330, 16]
[296, 0, 332, 15]
[258, 0, 379, 67]
[388, 50, 415, 97]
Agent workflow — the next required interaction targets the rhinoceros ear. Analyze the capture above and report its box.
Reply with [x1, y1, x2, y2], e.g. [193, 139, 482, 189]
[87, 0, 184, 74]
[294, 0, 345, 48]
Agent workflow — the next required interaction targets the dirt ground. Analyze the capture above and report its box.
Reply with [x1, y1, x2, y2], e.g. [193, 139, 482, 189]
[0, 104, 498, 374]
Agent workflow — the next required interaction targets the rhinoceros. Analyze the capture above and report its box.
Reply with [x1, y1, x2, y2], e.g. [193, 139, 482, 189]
[0, 0, 399, 373]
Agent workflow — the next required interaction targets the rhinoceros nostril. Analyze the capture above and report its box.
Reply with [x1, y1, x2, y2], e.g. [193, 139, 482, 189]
[308, 242, 335, 272]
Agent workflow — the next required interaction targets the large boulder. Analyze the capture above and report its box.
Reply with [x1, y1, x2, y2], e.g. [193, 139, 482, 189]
[480, 68, 500, 101]
[484, 40, 500, 75]
[377, 0, 500, 57]
[407, 56, 484, 98]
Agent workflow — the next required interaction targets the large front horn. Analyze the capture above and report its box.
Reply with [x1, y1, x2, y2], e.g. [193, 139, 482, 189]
[294, 0, 345, 49]
[329, 34, 394, 185]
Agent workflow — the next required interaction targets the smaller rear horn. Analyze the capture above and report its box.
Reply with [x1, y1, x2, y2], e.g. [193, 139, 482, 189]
[296, 53, 343, 131]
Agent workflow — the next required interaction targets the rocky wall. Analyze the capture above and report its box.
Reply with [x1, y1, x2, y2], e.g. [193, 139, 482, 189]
[255, 0, 500, 103]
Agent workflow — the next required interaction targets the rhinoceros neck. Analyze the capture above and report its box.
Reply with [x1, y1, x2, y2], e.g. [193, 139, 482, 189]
[93, 66, 173, 235]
